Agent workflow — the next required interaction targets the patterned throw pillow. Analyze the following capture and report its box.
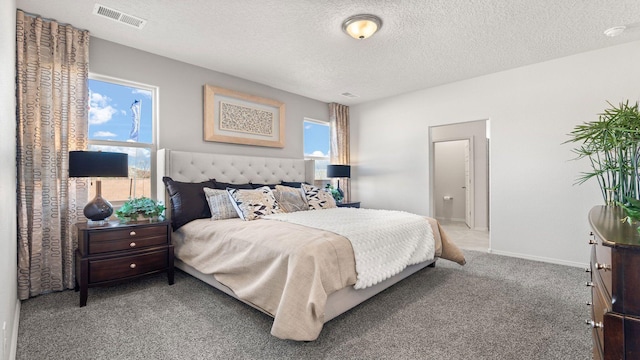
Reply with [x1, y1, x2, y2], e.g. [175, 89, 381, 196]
[203, 187, 239, 220]
[274, 185, 308, 213]
[302, 183, 337, 210]
[227, 186, 282, 221]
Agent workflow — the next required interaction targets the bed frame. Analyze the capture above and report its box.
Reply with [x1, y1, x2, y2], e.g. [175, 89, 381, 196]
[157, 149, 436, 322]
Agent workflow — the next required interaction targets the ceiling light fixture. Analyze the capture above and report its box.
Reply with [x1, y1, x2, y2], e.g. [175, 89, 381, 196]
[604, 26, 626, 37]
[342, 14, 382, 40]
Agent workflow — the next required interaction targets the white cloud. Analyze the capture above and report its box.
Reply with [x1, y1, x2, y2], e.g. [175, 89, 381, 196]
[93, 131, 117, 138]
[88, 92, 118, 125]
[307, 150, 328, 158]
[305, 125, 312, 129]
[132, 89, 152, 98]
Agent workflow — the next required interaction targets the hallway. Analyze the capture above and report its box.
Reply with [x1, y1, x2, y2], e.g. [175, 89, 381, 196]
[440, 220, 489, 252]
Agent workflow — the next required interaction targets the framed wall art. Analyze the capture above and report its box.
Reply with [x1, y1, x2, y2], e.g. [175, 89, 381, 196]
[204, 85, 285, 148]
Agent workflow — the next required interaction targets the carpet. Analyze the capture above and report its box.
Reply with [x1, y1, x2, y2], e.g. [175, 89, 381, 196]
[16, 250, 591, 359]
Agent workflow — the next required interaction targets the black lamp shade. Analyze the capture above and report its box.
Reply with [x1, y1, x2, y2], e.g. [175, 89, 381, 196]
[69, 151, 129, 222]
[327, 164, 351, 178]
[69, 151, 129, 178]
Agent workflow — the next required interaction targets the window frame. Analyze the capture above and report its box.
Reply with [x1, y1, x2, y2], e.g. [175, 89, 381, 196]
[87, 73, 159, 205]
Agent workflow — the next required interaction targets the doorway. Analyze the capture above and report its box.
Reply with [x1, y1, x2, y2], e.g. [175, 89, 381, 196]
[433, 139, 473, 227]
[429, 119, 490, 250]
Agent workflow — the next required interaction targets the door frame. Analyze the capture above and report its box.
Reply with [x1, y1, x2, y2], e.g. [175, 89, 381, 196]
[429, 136, 475, 228]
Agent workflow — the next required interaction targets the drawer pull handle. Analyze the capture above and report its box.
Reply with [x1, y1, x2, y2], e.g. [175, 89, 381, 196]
[130, 242, 136, 247]
[595, 263, 611, 271]
[129, 263, 136, 269]
[584, 267, 591, 273]
[129, 231, 136, 236]
[585, 319, 603, 328]
[586, 301, 592, 306]
[585, 281, 594, 287]
[588, 239, 597, 245]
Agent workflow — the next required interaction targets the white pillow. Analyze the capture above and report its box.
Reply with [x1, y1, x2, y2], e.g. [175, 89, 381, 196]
[203, 187, 239, 220]
[227, 186, 282, 221]
[302, 183, 337, 210]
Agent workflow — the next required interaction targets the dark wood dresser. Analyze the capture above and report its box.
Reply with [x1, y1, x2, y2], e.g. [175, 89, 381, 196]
[75, 220, 174, 307]
[588, 205, 640, 360]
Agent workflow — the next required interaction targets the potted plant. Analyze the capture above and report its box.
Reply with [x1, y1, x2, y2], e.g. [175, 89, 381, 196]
[115, 197, 165, 223]
[566, 100, 640, 223]
[325, 184, 344, 203]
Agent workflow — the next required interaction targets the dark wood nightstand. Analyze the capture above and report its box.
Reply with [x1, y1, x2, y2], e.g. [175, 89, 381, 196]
[337, 201, 361, 208]
[74, 220, 174, 307]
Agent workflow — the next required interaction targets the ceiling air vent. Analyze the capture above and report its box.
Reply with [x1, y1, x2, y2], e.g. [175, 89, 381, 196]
[93, 3, 147, 29]
[341, 92, 359, 98]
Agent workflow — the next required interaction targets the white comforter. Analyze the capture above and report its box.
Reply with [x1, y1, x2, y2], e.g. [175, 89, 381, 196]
[264, 208, 435, 289]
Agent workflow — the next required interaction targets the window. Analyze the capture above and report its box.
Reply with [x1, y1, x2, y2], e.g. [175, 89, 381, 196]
[87, 74, 157, 204]
[303, 119, 330, 180]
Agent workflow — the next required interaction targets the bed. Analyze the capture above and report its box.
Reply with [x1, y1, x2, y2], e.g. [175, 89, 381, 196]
[157, 149, 466, 341]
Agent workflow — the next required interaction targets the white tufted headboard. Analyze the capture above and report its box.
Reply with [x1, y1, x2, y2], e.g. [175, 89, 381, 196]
[156, 149, 315, 213]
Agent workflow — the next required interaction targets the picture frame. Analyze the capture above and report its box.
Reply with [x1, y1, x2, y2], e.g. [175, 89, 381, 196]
[204, 85, 285, 148]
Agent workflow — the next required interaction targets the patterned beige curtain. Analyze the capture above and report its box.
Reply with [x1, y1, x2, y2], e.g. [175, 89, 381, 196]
[329, 103, 350, 202]
[16, 10, 90, 299]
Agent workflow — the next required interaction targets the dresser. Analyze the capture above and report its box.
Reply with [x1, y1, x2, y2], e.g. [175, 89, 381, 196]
[587, 205, 640, 360]
[75, 220, 174, 307]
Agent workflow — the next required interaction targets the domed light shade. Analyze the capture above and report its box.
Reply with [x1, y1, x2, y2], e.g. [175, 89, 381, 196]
[342, 14, 382, 39]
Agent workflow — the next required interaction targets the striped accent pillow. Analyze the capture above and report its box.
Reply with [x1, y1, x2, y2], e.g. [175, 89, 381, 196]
[203, 187, 239, 220]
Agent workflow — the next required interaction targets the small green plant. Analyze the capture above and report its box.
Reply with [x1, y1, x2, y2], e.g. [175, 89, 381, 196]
[325, 184, 344, 202]
[115, 197, 165, 222]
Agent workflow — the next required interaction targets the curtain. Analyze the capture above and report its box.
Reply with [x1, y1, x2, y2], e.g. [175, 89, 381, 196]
[16, 10, 90, 299]
[329, 103, 350, 202]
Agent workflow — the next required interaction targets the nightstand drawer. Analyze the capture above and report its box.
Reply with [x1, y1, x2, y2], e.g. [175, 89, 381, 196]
[88, 226, 168, 254]
[89, 249, 168, 283]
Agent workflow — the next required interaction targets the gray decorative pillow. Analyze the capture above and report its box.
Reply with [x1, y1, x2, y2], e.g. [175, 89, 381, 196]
[203, 187, 239, 220]
[274, 185, 308, 213]
[302, 183, 337, 210]
[227, 186, 282, 221]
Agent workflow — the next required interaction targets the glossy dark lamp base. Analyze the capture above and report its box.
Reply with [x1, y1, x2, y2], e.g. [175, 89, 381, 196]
[83, 180, 113, 221]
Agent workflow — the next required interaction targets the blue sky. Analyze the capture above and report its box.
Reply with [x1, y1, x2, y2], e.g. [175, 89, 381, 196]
[88, 79, 152, 144]
[304, 121, 330, 157]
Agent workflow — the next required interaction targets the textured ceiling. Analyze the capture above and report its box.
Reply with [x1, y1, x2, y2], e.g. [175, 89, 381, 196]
[15, 0, 640, 105]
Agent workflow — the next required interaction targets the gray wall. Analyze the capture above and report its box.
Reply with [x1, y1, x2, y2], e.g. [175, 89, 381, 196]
[89, 38, 329, 159]
[1, 1, 18, 359]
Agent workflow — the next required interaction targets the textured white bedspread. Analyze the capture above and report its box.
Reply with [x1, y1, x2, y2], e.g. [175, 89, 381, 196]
[264, 208, 435, 289]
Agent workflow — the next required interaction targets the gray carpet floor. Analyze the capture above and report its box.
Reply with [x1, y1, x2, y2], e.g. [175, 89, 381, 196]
[17, 250, 591, 359]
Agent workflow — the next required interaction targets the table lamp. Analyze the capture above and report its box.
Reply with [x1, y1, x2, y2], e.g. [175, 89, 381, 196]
[326, 164, 351, 200]
[69, 151, 129, 222]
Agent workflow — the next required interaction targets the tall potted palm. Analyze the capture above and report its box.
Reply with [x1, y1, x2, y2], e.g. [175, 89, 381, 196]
[567, 101, 640, 222]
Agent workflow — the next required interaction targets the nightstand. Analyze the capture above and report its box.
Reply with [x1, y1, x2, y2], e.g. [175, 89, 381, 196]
[337, 201, 361, 208]
[74, 220, 174, 307]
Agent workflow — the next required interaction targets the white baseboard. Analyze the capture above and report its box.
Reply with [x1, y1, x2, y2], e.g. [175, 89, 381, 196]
[9, 298, 19, 360]
[488, 248, 588, 268]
